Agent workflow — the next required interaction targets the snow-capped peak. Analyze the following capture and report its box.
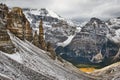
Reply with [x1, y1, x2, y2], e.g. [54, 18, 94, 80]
[44, 9, 64, 20]
[23, 8, 64, 20]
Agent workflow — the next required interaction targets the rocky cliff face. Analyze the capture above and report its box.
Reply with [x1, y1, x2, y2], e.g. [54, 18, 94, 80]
[0, 4, 56, 59]
[56, 18, 119, 67]
[0, 3, 16, 54]
[0, 3, 8, 19]
[106, 17, 120, 62]
[38, 19, 47, 50]
[7, 7, 33, 41]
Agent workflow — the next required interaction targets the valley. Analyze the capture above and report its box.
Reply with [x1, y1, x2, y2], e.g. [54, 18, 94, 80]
[0, 2, 120, 80]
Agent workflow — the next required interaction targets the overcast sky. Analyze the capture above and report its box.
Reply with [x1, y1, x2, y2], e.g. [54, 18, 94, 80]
[1, 0, 120, 20]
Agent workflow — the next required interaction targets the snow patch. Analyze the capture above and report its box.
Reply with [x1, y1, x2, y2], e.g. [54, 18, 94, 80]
[57, 35, 75, 47]
[23, 11, 33, 23]
[3, 52, 22, 63]
[107, 28, 120, 43]
[46, 9, 64, 20]
[80, 21, 88, 27]
[76, 27, 81, 33]
[0, 73, 12, 80]
[110, 18, 120, 25]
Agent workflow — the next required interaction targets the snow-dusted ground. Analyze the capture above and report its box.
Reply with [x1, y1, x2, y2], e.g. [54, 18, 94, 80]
[0, 73, 12, 80]
[76, 27, 81, 33]
[46, 9, 64, 20]
[0, 31, 94, 80]
[3, 52, 22, 63]
[107, 32, 120, 43]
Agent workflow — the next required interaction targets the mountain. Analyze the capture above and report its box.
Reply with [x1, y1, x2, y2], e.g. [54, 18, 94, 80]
[23, 8, 76, 47]
[1, 3, 120, 80]
[106, 17, 120, 43]
[0, 3, 99, 80]
[0, 31, 96, 80]
[106, 17, 120, 62]
[56, 17, 120, 67]
[0, 3, 16, 54]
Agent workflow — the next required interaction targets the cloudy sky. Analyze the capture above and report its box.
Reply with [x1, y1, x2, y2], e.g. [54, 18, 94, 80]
[1, 0, 120, 20]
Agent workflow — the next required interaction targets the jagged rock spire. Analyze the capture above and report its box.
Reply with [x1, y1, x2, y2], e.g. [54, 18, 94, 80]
[39, 19, 46, 50]
[47, 42, 56, 60]
[6, 7, 33, 41]
[25, 21, 32, 41]
[0, 3, 8, 19]
[0, 4, 16, 54]
[33, 31, 39, 47]
[39, 19, 44, 36]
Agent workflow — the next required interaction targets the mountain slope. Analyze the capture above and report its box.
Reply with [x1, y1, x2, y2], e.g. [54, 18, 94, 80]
[23, 8, 76, 47]
[56, 17, 119, 67]
[0, 30, 97, 80]
[106, 17, 120, 43]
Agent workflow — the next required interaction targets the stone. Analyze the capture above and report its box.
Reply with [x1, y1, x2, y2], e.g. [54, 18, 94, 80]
[39, 19, 47, 50]
[0, 4, 16, 54]
[33, 31, 40, 47]
[7, 7, 33, 41]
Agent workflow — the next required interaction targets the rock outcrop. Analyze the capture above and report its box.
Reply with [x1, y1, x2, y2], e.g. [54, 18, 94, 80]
[7, 7, 33, 41]
[0, 4, 56, 60]
[39, 19, 47, 50]
[0, 3, 8, 19]
[32, 19, 56, 59]
[0, 3, 15, 54]
[47, 42, 56, 60]
[33, 31, 40, 47]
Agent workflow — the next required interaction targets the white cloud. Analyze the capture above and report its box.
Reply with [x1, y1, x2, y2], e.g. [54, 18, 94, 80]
[0, 0, 120, 19]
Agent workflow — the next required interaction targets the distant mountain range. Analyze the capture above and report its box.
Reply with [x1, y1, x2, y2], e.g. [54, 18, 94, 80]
[22, 7, 120, 67]
[56, 17, 120, 67]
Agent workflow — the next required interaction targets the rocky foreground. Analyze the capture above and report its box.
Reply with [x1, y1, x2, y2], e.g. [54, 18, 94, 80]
[0, 31, 98, 80]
